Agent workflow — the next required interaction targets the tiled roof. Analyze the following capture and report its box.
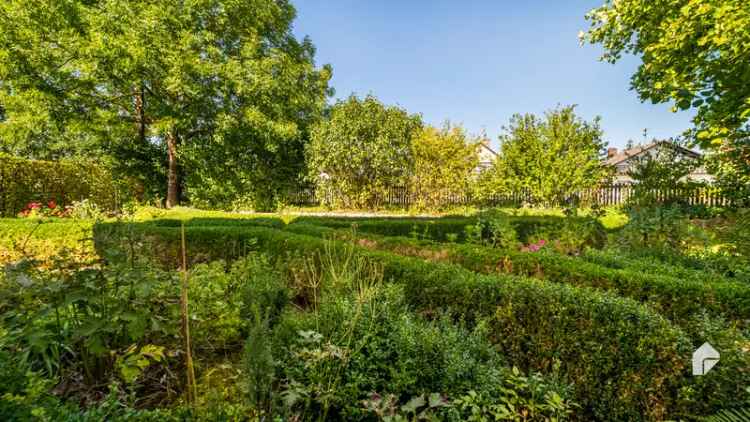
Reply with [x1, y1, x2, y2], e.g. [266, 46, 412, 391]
[605, 141, 701, 166]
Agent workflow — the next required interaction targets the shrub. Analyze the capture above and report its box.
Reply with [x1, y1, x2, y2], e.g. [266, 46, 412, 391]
[271, 283, 574, 421]
[0, 218, 96, 265]
[286, 223, 750, 328]
[0, 154, 128, 217]
[580, 248, 748, 285]
[292, 213, 607, 247]
[464, 211, 520, 249]
[0, 257, 183, 405]
[620, 205, 709, 254]
[96, 222, 721, 420]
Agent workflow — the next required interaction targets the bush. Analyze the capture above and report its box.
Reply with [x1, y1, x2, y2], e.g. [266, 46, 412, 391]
[620, 205, 709, 254]
[0, 258, 188, 412]
[95, 221, 726, 420]
[286, 223, 750, 328]
[292, 213, 607, 247]
[580, 248, 748, 285]
[0, 218, 96, 265]
[0, 154, 128, 217]
[270, 283, 574, 421]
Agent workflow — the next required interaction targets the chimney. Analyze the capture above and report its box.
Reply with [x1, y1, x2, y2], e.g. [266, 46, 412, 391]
[607, 147, 618, 158]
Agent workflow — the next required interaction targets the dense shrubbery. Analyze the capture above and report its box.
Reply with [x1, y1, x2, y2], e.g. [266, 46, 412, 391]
[0, 154, 128, 217]
[294, 212, 607, 247]
[2, 208, 749, 420]
[270, 284, 574, 420]
[285, 223, 750, 327]
[94, 221, 750, 421]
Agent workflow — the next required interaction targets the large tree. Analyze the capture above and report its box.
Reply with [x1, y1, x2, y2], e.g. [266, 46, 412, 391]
[410, 123, 480, 208]
[0, 0, 331, 208]
[582, 0, 750, 204]
[481, 106, 610, 205]
[306, 95, 422, 208]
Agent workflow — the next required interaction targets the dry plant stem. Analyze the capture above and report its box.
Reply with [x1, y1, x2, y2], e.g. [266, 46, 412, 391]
[180, 223, 197, 404]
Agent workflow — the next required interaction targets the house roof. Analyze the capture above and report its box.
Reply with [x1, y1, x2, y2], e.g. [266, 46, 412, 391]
[605, 141, 701, 166]
[479, 141, 498, 157]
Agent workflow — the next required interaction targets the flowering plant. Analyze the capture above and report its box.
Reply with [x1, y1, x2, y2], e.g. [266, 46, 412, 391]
[17, 199, 71, 218]
[521, 239, 547, 253]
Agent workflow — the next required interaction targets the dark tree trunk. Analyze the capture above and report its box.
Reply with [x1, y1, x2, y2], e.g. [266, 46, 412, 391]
[166, 131, 180, 208]
[135, 84, 146, 144]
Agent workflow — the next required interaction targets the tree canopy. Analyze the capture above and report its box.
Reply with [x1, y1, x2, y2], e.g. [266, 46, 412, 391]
[0, 0, 332, 209]
[480, 106, 610, 205]
[306, 95, 422, 208]
[410, 123, 480, 208]
[583, 0, 750, 202]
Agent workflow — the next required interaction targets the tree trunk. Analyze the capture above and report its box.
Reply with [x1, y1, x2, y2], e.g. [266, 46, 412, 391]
[166, 131, 180, 208]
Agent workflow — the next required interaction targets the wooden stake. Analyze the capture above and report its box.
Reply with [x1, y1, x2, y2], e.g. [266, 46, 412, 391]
[180, 222, 197, 404]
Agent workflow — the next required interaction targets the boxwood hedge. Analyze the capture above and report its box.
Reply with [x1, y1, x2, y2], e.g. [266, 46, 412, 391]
[285, 223, 750, 328]
[291, 214, 606, 244]
[92, 221, 750, 421]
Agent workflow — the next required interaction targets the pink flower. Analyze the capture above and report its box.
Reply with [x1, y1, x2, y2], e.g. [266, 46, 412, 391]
[537, 239, 547, 246]
[28, 202, 41, 210]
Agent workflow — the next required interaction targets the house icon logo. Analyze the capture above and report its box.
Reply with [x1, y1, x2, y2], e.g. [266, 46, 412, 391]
[692, 342, 719, 376]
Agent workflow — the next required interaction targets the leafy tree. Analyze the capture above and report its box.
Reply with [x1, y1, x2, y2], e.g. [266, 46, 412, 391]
[625, 139, 703, 206]
[582, 0, 750, 204]
[627, 140, 701, 189]
[0, 0, 331, 208]
[481, 106, 610, 205]
[306, 95, 422, 208]
[410, 123, 480, 208]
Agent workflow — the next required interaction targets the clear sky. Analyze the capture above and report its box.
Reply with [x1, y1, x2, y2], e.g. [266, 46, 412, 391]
[291, 0, 695, 150]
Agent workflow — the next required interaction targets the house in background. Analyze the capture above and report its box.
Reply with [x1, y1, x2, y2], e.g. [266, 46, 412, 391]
[605, 141, 714, 184]
[477, 138, 498, 173]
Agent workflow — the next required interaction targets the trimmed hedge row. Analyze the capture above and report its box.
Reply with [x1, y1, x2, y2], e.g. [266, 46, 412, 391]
[285, 223, 750, 327]
[144, 217, 285, 229]
[580, 248, 742, 285]
[0, 218, 97, 264]
[291, 214, 606, 244]
[0, 154, 126, 216]
[94, 221, 748, 421]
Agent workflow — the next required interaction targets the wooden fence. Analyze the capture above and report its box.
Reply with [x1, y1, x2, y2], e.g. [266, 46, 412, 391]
[285, 184, 734, 208]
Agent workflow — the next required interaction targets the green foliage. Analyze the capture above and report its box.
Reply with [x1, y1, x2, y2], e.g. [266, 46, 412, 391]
[97, 221, 711, 420]
[273, 283, 573, 421]
[583, 0, 750, 205]
[0, 0, 332, 208]
[410, 123, 480, 209]
[293, 213, 606, 249]
[620, 205, 709, 254]
[0, 154, 124, 217]
[306, 95, 423, 208]
[0, 218, 96, 265]
[286, 223, 750, 328]
[0, 258, 179, 386]
[478, 106, 611, 205]
[464, 212, 520, 250]
[625, 139, 705, 207]
[581, 247, 748, 285]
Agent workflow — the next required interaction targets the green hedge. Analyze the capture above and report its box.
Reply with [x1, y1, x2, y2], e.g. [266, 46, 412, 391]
[292, 214, 606, 244]
[93, 221, 750, 421]
[144, 217, 285, 229]
[580, 248, 745, 284]
[285, 223, 750, 327]
[0, 154, 126, 216]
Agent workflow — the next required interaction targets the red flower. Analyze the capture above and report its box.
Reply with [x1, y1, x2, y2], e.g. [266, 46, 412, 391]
[47, 200, 57, 209]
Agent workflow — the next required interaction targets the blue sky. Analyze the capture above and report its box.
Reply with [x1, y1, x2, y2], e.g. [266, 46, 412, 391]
[291, 0, 695, 149]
